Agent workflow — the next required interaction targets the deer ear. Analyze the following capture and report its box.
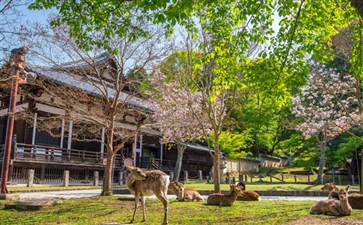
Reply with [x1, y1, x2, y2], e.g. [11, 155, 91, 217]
[125, 165, 134, 171]
[345, 186, 350, 192]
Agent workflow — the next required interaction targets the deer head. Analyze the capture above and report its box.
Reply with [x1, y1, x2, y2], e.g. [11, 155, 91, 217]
[338, 186, 350, 200]
[321, 182, 337, 191]
[126, 166, 147, 180]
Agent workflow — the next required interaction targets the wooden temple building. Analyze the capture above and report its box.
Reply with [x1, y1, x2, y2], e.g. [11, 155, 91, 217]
[0, 53, 214, 185]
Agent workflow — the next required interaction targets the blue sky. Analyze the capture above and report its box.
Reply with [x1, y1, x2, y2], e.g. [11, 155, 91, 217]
[0, 3, 53, 63]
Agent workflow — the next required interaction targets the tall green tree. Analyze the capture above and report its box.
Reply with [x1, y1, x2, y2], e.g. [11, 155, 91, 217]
[30, 0, 363, 192]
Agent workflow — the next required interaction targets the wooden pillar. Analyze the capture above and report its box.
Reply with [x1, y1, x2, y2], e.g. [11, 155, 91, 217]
[133, 133, 137, 166]
[198, 170, 203, 181]
[94, 171, 99, 186]
[31, 113, 37, 145]
[27, 169, 34, 187]
[100, 127, 105, 160]
[140, 134, 143, 160]
[60, 118, 65, 148]
[184, 171, 188, 183]
[63, 170, 69, 187]
[67, 120, 73, 150]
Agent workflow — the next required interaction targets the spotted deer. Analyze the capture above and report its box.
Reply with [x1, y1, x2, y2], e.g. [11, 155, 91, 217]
[207, 184, 243, 206]
[310, 186, 352, 216]
[126, 166, 170, 224]
[168, 181, 204, 202]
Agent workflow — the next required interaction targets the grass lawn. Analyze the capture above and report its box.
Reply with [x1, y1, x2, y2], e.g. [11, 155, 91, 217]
[7, 182, 361, 194]
[7, 185, 102, 193]
[1, 196, 363, 225]
[184, 182, 361, 192]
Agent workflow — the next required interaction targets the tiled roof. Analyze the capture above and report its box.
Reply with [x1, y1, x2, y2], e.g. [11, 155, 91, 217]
[26, 54, 152, 111]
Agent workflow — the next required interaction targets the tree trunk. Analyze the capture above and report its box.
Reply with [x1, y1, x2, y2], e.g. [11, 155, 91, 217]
[101, 150, 115, 196]
[173, 143, 186, 181]
[213, 135, 221, 193]
[317, 138, 327, 184]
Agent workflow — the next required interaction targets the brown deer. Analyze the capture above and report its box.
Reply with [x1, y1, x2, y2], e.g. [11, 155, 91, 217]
[309, 186, 352, 216]
[207, 184, 243, 206]
[168, 181, 204, 202]
[126, 166, 170, 224]
[321, 182, 339, 199]
[321, 182, 363, 209]
[236, 181, 260, 201]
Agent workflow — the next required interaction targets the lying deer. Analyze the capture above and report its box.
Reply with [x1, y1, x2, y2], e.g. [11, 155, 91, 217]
[321, 182, 363, 209]
[168, 181, 204, 202]
[207, 184, 243, 206]
[321, 182, 339, 199]
[236, 182, 260, 201]
[309, 186, 352, 216]
[126, 166, 170, 224]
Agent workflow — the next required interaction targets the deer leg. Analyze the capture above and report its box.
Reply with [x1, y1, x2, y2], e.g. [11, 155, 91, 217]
[155, 192, 169, 225]
[141, 196, 146, 222]
[328, 206, 340, 216]
[131, 194, 139, 223]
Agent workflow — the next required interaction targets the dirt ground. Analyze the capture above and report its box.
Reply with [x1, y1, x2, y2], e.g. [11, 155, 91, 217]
[284, 216, 363, 225]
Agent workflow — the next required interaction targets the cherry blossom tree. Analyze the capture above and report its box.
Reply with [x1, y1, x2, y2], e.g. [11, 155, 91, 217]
[147, 69, 211, 181]
[292, 64, 360, 183]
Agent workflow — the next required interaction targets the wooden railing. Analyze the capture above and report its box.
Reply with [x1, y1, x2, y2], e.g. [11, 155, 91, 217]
[12, 143, 123, 167]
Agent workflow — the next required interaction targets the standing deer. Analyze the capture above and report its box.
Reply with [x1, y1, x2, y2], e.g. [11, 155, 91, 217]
[309, 186, 352, 216]
[207, 184, 243, 206]
[321, 182, 363, 209]
[126, 166, 170, 224]
[168, 181, 204, 202]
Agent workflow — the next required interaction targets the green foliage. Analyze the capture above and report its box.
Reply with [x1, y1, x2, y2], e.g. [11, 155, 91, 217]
[159, 50, 204, 90]
[29, 0, 363, 179]
[293, 145, 319, 170]
[274, 133, 305, 156]
[217, 130, 253, 158]
[230, 57, 307, 156]
[126, 66, 149, 93]
[335, 136, 362, 165]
